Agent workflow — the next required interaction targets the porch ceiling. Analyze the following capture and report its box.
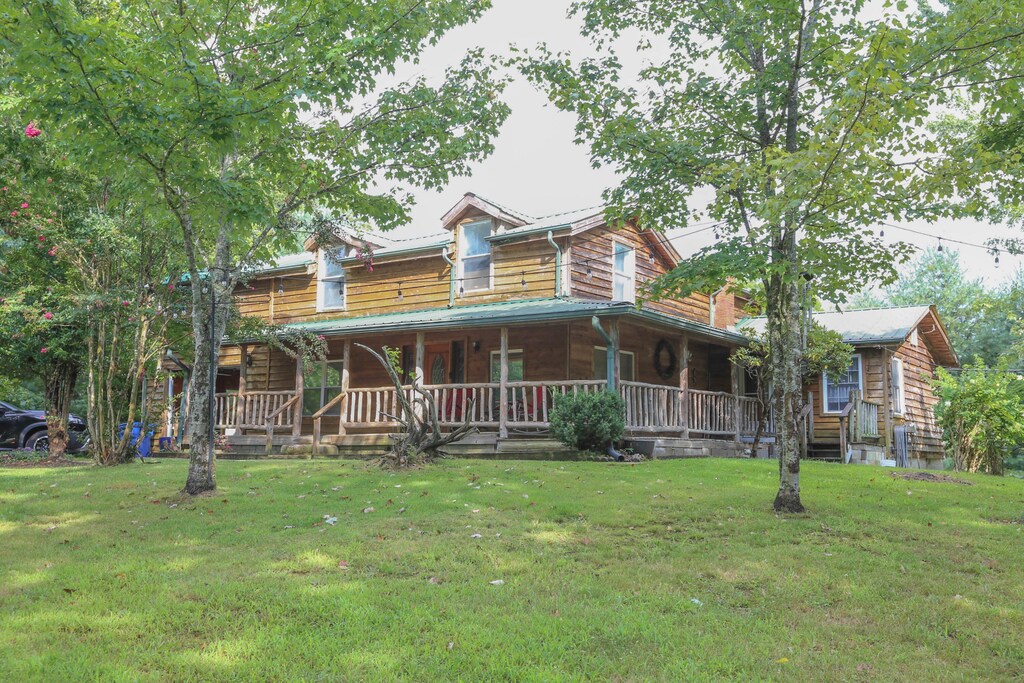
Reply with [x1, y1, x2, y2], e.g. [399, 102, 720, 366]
[281, 296, 746, 344]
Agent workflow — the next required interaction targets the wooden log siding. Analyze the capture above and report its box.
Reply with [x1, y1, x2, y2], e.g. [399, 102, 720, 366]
[568, 224, 711, 323]
[894, 335, 945, 462]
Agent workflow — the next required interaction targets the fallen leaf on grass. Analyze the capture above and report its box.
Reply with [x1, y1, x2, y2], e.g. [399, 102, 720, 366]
[489, 579, 504, 586]
[338, 561, 349, 570]
[776, 658, 789, 664]
[429, 576, 442, 584]
[323, 516, 338, 526]
[362, 507, 375, 514]
[470, 533, 482, 539]
[62, 587, 76, 594]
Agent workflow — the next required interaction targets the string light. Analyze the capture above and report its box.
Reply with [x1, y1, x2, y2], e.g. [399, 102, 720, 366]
[586, 265, 593, 280]
[397, 282, 404, 302]
[277, 279, 284, 296]
[937, 237, 944, 252]
[994, 249, 1001, 268]
[520, 271, 527, 290]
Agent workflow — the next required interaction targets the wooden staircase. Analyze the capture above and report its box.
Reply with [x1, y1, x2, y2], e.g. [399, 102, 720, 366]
[805, 442, 842, 462]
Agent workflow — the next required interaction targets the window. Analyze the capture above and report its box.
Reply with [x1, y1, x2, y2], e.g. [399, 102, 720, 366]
[459, 218, 492, 293]
[593, 347, 636, 382]
[303, 360, 345, 416]
[317, 247, 348, 311]
[612, 241, 636, 302]
[822, 354, 863, 413]
[489, 350, 524, 381]
[891, 357, 905, 415]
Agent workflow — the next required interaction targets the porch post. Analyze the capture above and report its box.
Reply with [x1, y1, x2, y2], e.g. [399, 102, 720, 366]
[293, 356, 304, 437]
[609, 319, 621, 390]
[415, 332, 426, 421]
[679, 336, 689, 439]
[731, 356, 742, 442]
[339, 339, 351, 436]
[236, 344, 248, 431]
[499, 327, 509, 438]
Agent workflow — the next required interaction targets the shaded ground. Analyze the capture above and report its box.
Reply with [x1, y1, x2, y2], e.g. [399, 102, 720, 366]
[1, 458, 1022, 681]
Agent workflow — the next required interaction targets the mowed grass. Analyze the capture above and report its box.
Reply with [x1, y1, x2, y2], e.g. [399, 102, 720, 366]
[1, 458, 1023, 682]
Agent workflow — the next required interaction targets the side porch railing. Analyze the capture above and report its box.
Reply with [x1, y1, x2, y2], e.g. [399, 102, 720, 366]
[214, 391, 300, 431]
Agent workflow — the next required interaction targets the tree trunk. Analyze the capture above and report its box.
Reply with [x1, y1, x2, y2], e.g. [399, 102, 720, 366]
[43, 359, 80, 460]
[183, 282, 229, 495]
[766, 236, 806, 513]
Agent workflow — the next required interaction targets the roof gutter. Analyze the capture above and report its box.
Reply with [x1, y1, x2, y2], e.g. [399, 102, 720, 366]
[591, 317, 616, 391]
[547, 230, 563, 297]
[441, 246, 456, 308]
[487, 224, 571, 244]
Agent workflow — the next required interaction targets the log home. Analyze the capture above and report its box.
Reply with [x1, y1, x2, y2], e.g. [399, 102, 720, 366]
[738, 305, 959, 469]
[160, 193, 761, 458]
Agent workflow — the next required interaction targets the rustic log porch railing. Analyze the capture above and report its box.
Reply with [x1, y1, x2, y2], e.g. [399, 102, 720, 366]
[218, 382, 772, 443]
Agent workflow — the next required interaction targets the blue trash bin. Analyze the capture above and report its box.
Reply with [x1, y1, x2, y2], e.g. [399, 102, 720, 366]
[117, 422, 155, 459]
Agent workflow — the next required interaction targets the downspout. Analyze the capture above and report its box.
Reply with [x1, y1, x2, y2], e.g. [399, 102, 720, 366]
[441, 246, 456, 308]
[547, 230, 563, 297]
[591, 316, 625, 461]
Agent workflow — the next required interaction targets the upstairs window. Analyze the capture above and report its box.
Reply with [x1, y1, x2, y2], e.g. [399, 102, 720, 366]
[459, 219, 492, 293]
[822, 354, 863, 413]
[317, 247, 348, 311]
[612, 241, 636, 302]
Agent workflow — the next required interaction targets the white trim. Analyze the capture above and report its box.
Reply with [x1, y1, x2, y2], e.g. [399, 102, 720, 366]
[316, 247, 348, 312]
[457, 218, 494, 294]
[891, 356, 906, 416]
[611, 240, 636, 303]
[489, 348, 524, 380]
[593, 345, 636, 382]
[821, 353, 864, 414]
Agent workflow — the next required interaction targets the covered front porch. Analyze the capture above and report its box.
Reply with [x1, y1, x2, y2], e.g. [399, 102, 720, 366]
[204, 299, 766, 456]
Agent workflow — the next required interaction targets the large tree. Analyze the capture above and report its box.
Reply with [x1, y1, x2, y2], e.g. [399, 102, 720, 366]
[522, 0, 1024, 511]
[2, 0, 510, 493]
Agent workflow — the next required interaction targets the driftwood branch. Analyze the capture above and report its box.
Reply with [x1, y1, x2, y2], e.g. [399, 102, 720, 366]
[354, 344, 475, 466]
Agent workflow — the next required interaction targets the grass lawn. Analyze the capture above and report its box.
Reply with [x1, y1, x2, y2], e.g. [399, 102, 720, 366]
[1, 458, 1023, 682]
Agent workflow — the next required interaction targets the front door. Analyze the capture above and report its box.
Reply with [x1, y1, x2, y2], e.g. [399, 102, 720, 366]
[426, 344, 451, 385]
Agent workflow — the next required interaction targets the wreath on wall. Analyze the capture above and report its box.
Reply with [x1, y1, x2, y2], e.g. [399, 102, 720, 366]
[654, 339, 677, 380]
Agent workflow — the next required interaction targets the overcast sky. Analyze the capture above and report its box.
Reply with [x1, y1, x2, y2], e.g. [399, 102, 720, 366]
[384, 0, 1022, 286]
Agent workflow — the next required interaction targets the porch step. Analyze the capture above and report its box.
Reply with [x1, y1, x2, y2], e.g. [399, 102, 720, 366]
[439, 433, 498, 457]
[630, 437, 750, 460]
[806, 442, 842, 462]
[495, 438, 577, 458]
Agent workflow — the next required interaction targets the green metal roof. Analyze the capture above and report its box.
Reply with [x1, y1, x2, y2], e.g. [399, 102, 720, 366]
[283, 297, 746, 344]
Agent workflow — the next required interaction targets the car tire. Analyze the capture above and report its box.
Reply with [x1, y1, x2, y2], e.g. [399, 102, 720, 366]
[25, 431, 49, 452]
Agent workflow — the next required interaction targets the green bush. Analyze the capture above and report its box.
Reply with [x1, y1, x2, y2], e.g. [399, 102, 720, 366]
[549, 390, 625, 453]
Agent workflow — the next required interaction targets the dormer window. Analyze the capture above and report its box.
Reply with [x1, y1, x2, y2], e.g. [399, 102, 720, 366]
[612, 241, 636, 302]
[458, 218, 492, 293]
[317, 246, 348, 311]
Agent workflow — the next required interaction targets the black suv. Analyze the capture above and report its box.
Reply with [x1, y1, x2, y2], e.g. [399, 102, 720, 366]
[0, 401, 90, 452]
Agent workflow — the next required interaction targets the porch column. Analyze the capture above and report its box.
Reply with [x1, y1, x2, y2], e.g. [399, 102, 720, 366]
[236, 344, 248, 430]
[292, 356, 304, 437]
[609, 319, 621, 389]
[415, 332, 426, 421]
[339, 339, 351, 436]
[499, 327, 509, 438]
[679, 336, 690, 439]
[731, 356, 742, 442]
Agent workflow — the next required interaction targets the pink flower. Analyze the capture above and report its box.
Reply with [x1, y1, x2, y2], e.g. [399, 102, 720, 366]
[9, 211, 16, 217]
[46, 178, 52, 184]
[1, 187, 6, 192]
[47, 248, 57, 257]
[168, 283, 175, 292]
[20, 202, 28, 209]
[46, 218, 52, 224]
[40, 347, 48, 354]
[24, 123, 41, 138]
[38, 235, 44, 241]
[43, 312, 53, 320]
[122, 300, 130, 306]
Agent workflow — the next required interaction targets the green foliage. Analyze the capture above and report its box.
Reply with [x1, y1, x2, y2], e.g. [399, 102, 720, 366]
[932, 362, 1024, 474]
[733, 323, 854, 385]
[549, 390, 625, 453]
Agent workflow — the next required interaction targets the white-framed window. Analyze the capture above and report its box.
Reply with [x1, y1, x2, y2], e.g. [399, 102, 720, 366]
[303, 360, 345, 416]
[891, 357, 906, 415]
[489, 349, 524, 381]
[593, 346, 636, 382]
[316, 246, 348, 311]
[612, 241, 636, 302]
[822, 354, 863, 414]
[458, 218, 493, 293]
